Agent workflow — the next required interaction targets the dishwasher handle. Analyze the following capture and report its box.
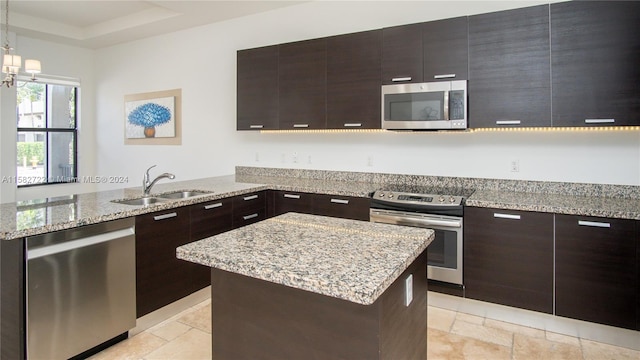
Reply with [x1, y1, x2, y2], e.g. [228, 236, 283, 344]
[370, 211, 461, 228]
[27, 227, 134, 260]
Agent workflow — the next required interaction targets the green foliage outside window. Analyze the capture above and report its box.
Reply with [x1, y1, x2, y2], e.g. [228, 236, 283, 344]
[16, 142, 44, 165]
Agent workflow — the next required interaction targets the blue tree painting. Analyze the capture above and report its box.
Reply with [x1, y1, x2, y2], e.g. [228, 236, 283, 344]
[127, 102, 172, 138]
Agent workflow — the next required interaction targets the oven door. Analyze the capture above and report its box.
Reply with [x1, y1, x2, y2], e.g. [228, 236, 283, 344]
[370, 209, 463, 285]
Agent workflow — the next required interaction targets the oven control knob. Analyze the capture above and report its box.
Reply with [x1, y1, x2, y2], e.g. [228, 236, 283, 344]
[388, 194, 394, 199]
[379, 193, 385, 198]
[449, 197, 456, 203]
[438, 196, 445, 203]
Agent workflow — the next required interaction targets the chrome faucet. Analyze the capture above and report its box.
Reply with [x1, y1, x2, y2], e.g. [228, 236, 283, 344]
[142, 165, 175, 196]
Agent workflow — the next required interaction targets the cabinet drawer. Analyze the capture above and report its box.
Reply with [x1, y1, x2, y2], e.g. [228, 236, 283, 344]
[312, 195, 371, 221]
[190, 198, 233, 241]
[233, 191, 267, 212]
[233, 208, 267, 228]
[273, 191, 313, 216]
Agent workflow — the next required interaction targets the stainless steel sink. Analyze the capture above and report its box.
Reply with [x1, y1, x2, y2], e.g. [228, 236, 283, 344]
[155, 190, 212, 199]
[111, 197, 166, 206]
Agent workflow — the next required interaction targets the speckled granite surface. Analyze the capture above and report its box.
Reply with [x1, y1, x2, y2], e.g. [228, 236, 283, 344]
[0, 175, 267, 240]
[2, 167, 638, 240]
[176, 212, 434, 305]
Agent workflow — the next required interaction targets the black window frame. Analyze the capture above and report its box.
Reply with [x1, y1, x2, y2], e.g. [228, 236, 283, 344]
[16, 82, 79, 188]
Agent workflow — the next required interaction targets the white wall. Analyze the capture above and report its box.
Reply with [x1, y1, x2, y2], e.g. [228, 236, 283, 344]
[88, 0, 639, 190]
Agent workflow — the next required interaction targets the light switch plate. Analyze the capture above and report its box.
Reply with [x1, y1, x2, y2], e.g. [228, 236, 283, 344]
[404, 274, 413, 306]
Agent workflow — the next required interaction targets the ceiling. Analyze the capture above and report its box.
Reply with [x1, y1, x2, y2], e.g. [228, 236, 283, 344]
[4, 0, 306, 49]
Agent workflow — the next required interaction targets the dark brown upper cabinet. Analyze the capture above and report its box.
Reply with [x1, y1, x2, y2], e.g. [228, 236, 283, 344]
[278, 38, 327, 130]
[468, 5, 551, 128]
[551, 1, 640, 127]
[555, 215, 638, 330]
[237, 45, 279, 130]
[423, 16, 468, 81]
[326, 30, 382, 129]
[382, 23, 423, 85]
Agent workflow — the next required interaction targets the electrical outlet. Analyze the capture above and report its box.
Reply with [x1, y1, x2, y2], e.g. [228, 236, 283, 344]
[367, 156, 374, 167]
[292, 152, 298, 163]
[307, 155, 312, 164]
[255, 152, 259, 162]
[281, 153, 286, 163]
[404, 274, 413, 306]
[510, 159, 520, 172]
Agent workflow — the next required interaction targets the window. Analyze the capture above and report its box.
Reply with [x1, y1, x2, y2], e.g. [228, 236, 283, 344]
[16, 81, 78, 187]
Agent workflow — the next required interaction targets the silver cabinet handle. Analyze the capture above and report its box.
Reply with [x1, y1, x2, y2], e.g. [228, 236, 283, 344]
[443, 90, 450, 121]
[584, 119, 615, 124]
[249, 124, 264, 129]
[283, 194, 301, 199]
[434, 74, 456, 79]
[243, 195, 258, 201]
[204, 203, 223, 210]
[496, 120, 521, 125]
[391, 77, 412, 82]
[578, 220, 611, 228]
[344, 123, 362, 127]
[293, 124, 309, 128]
[243, 213, 258, 220]
[154, 212, 177, 221]
[494, 213, 521, 220]
[330, 198, 349, 205]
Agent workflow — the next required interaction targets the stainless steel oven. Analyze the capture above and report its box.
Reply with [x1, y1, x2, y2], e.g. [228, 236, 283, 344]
[369, 186, 467, 285]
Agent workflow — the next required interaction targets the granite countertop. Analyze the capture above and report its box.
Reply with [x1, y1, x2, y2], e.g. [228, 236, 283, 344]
[176, 212, 434, 305]
[2, 169, 638, 240]
[466, 190, 640, 220]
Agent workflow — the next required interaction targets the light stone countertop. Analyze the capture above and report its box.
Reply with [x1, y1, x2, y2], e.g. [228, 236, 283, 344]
[176, 212, 434, 305]
[2, 168, 638, 240]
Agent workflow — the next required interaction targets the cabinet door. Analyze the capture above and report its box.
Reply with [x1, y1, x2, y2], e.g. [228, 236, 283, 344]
[189, 199, 234, 291]
[423, 17, 468, 81]
[135, 207, 191, 317]
[326, 30, 382, 129]
[233, 191, 267, 228]
[237, 45, 279, 130]
[555, 215, 638, 330]
[468, 5, 551, 128]
[273, 191, 313, 216]
[551, 2, 640, 127]
[312, 194, 371, 221]
[464, 207, 553, 313]
[381, 23, 423, 85]
[279, 38, 327, 129]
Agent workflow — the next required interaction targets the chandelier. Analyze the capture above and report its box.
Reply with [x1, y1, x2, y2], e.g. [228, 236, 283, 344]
[2, 0, 41, 87]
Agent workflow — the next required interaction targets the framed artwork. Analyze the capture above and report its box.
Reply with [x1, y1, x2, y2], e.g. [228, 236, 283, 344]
[124, 89, 182, 145]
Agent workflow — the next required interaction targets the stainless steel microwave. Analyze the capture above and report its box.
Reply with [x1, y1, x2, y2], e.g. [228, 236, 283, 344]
[381, 80, 467, 130]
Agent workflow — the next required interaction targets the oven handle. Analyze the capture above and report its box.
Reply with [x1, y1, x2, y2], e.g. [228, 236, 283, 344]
[370, 211, 461, 229]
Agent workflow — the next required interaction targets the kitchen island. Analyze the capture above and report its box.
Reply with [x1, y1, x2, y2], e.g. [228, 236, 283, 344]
[177, 212, 434, 359]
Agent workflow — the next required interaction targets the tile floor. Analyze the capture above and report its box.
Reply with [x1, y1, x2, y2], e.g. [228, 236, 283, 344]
[90, 299, 640, 360]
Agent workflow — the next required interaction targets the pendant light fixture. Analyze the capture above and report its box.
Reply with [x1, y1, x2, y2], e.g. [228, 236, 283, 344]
[2, 0, 41, 87]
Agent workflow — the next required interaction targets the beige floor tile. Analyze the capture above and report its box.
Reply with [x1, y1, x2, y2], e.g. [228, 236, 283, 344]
[176, 302, 211, 334]
[455, 312, 485, 325]
[484, 318, 545, 339]
[513, 333, 582, 360]
[545, 331, 581, 347]
[428, 328, 511, 360]
[428, 306, 457, 332]
[148, 321, 192, 342]
[144, 328, 211, 360]
[581, 338, 640, 360]
[87, 332, 167, 360]
[451, 318, 513, 347]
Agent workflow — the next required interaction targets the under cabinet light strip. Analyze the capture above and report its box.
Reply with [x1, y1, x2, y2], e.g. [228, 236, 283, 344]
[259, 126, 640, 134]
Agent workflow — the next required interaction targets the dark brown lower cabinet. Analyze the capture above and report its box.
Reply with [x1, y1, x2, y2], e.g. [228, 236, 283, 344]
[189, 199, 234, 291]
[555, 215, 638, 330]
[272, 190, 314, 216]
[311, 194, 371, 221]
[464, 207, 553, 313]
[1, 239, 25, 360]
[232, 191, 267, 228]
[136, 207, 192, 317]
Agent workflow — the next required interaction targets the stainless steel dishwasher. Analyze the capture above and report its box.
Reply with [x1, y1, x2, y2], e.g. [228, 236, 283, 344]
[26, 218, 136, 360]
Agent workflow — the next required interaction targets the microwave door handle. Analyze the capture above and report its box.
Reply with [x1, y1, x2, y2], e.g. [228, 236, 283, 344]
[443, 91, 450, 121]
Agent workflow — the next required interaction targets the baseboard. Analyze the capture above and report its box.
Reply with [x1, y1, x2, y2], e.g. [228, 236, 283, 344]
[428, 291, 640, 351]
